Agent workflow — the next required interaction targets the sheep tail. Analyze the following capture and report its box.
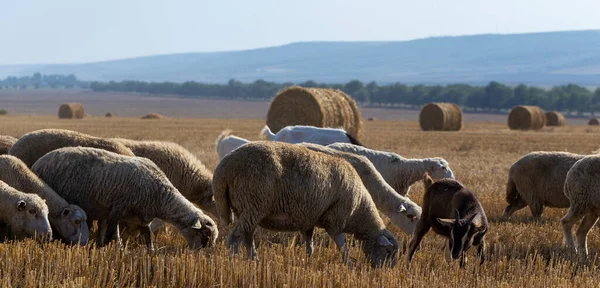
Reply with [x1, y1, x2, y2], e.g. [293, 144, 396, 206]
[505, 175, 523, 205]
[213, 175, 234, 226]
[259, 125, 276, 140]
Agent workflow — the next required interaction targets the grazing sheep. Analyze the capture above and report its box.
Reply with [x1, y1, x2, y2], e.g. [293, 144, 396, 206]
[504, 151, 584, 219]
[31, 147, 217, 250]
[216, 129, 250, 160]
[8, 128, 135, 167]
[561, 155, 600, 256]
[406, 173, 488, 267]
[214, 141, 399, 268]
[326, 143, 455, 196]
[111, 138, 217, 217]
[0, 155, 88, 245]
[0, 180, 52, 241]
[298, 143, 421, 235]
[260, 125, 364, 146]
[0, 135, 17, 154]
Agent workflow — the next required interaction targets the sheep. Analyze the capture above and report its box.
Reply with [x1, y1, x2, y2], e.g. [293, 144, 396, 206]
[298, 142, 421, 235]
[0, 135, 18, 154]
[405, 173, 488, 267]
[214, 141, 399, 268]
[216, 129, 250, 160]
[503, 151, 584, 219]
[0, 155, 88, 245]
[8, 128, 135, 167]
[0, 180, 52, 241]
[326, 142, 455, 196]
[260, 125, 364, 146]
[561, 154, 600, 256]
[111, 138, 217, 217]
[30, 147, 218, 251]
[108, 138, 217, 239]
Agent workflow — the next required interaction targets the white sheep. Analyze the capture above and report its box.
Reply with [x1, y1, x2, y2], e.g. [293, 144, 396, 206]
[0, 155, 88, 245]
[216, 129, 250, 160]
[260, 125, 363, 146]
[214, 141, 399, 268]
[31, 147, 218, 250]
[0, 180, 52, 241]
[8, 128, 135, 167]
[561, 154, 600, 256]
[326, 143, 455, 196]
[298, 143, 421, 235]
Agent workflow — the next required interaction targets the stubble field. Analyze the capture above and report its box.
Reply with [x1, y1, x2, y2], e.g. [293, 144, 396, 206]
[1, 105, 600, 286]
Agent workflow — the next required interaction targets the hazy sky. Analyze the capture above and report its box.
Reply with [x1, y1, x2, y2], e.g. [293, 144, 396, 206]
[1, 0, 599, 64]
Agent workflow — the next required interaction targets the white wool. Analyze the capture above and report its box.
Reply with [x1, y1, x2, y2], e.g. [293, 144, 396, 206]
[260, 125, 353, 146]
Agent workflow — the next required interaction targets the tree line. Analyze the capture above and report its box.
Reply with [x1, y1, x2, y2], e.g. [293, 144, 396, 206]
[2, 73, 600, 113]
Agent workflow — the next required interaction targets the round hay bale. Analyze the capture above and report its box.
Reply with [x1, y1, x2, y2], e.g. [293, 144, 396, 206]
[589, 118, 600, 125]
[266, 86, 363, 139]
[507, 105, 546, 130]
[58, 103, 84, 119]
[141, 113, 165, 119]
[545, 111, 565, 126]
[105, 112, 113, 118]
[418, 102, 463, 131]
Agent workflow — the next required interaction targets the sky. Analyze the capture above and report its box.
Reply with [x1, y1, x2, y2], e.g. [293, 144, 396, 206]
[1, 0, 599, 64]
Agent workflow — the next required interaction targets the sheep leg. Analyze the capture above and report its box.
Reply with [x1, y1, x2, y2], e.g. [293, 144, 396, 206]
[242, 230, 257, 260]
[330, 233, 349, 265]
[102, 210, 124, 247]
[561, 206, 585, 253]
[226, 214, 258, 260]
[96, 220, 107, 247]
[528, 201, 544, 219]
[405, 220, 431, 264]
[303, 228, 315, 257]
[138, 225, 155, 252]
[575, 212, 599, 256]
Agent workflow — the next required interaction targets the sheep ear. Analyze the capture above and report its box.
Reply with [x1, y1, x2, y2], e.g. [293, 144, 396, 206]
[437, 218, 455, 227]
[17, 200, 27, 211]
[191, 219, 203, 230]
[377, 235, 393, 246]
[398, 205, 407, 213]
[423, 173, 434, 189]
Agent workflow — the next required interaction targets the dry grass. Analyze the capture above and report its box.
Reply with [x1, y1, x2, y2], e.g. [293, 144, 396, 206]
[2, 115, 600, 287]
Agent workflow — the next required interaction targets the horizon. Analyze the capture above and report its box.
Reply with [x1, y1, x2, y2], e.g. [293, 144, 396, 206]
[2, 29, 599, 66]
[2, 0, 600, 65]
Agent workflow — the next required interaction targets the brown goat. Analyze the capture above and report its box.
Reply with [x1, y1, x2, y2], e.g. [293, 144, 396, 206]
[405, 173, 488, 267]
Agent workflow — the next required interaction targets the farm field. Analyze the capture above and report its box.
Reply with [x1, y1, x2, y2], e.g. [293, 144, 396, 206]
[1, 109, 600, 287]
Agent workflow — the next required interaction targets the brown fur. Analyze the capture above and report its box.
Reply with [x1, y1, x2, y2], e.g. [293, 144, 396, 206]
[0, 135, 17, 155]
[406, 173, 488, 267]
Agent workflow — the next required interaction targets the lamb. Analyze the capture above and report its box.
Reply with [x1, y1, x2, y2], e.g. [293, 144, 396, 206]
[298, 142, 421, 235]
[503, 151, 584, 219]
[214, 141, 399, 268]
[0, 180, 52, 241]
[260, 125, 364, 146]
[8, 128, 135, 167]
[216, 129, 250, 160]
[326, 143, 455, 196]
[561, 154, 600, 256]
[30, 147, 218, 250]
[405, 173, 488, 267]
[0, 155, 88, 245]
[111, 138, 217, 217]
[0, 135, 18, 154]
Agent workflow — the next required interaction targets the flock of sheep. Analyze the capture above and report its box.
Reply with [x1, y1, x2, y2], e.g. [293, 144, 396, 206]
[0, 124, 597, 269]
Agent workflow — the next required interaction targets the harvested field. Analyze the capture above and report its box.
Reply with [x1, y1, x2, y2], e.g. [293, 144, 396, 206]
[1, 112, 600, 286]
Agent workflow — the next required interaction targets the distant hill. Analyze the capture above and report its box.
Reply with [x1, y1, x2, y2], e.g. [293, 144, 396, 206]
[2, 30, 600, 86]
